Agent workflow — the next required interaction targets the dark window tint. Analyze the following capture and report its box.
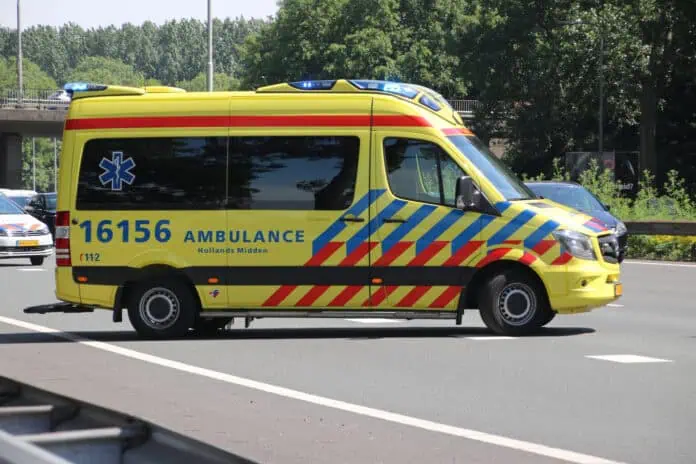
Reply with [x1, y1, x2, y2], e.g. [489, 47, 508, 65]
[383, 138, 466, 207]
[228, 136, 359, 210]
[76, 137, 227, 210]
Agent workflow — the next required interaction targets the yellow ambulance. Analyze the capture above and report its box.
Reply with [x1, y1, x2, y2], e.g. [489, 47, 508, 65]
[24, 79, 623, 338]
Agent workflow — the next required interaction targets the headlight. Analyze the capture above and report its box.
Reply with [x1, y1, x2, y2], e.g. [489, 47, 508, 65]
[552, 229, 597, 260]
[615, 221, 627, 235]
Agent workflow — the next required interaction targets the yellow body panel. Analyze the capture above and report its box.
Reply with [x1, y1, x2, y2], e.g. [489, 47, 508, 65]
[54, 79, 621, 324]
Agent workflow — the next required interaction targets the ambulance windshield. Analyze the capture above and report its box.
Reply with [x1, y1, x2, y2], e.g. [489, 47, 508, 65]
[447, 135, 536, 201]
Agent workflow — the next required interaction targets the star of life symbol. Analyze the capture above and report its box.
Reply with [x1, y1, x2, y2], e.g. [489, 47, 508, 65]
[99, 151, 136, 191]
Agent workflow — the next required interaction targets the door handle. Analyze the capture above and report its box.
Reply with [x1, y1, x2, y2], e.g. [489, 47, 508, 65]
[383, 217, 406, 223]
[340, 216, 365, 223]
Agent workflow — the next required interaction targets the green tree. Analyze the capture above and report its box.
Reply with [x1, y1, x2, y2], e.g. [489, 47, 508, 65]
[176, 72, 240, 91]
[0, 57, 57, 89]
[67, 56, 145, 86]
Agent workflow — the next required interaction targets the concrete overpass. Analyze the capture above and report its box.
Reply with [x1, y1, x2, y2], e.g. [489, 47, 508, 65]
[0, 88, 480, 189]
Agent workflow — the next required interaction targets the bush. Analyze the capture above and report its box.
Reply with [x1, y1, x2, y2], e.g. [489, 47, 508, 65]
[521, 158, 696, 261]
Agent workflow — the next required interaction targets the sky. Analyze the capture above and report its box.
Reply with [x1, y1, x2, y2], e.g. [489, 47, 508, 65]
[0, 0, 279, 29]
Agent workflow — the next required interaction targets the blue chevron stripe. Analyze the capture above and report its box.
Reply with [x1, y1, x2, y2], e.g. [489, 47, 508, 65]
[346, 198, 407, 254]
[524, 219, 560, 250]
[487, 210, 537, 246]
[415, 209, 465, 254]
[381, 204, 438, 253]
[312, 189, 385, 255]
[451, 215, 496, 253]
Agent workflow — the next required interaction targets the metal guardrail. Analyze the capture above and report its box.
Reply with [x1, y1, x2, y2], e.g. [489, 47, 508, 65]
[448, 99, 483, 115]
[624, 221, 696, 237]
[0, 376, 257, 464]
[0, 89, 70, 110]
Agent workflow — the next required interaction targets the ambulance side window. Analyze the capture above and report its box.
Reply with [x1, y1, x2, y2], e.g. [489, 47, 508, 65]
[383, 138, 467, 207]
[227, 136, 359, 211]
[75, 137, 227, 210]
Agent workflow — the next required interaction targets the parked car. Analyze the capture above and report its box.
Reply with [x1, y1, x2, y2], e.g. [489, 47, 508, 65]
[24, 192, 57, 237]
[525, 181, 628, 262]
[0, 193, 54, 266]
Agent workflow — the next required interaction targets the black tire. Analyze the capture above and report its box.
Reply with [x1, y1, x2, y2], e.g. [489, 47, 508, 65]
[538, 310, 556, 327]
[193, 317, 233, 335]
[30, 256, 45, 266]
[478, 268, 553, 336]
[127, 277, 198, 339]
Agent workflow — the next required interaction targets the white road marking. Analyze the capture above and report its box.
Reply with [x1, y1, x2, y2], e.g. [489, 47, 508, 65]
[345, 318, 403, 324]
[607, 304, 624, 308]
[0, 316, 625, 464]
[623, 260, 696, 268]
[585, 354, 673, 364]
[466, 336, 517, 340]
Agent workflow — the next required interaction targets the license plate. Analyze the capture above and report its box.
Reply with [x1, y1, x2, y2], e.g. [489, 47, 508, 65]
[17, 240, 39, 247]
[614, 283, 623, 297]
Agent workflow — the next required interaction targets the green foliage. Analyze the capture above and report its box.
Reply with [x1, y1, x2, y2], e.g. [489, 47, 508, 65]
[176, 72, 240, 91]
[67, 57, 145, 87]
[0, 57, 57, 89]
[20, 137, 61, 193]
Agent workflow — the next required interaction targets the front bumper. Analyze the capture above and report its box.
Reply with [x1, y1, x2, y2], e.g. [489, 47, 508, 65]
[548, 260, 622, 314]
[0, 235, 54, 258]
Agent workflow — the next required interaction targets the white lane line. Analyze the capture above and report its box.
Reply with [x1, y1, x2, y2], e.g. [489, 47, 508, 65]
[466, 336, 517, 340]
[0, 316, 625, 464]
[607, 304, 624, 308]
[585, 354, 673, 364]
[623, 260, 696, 268]
[345, 318, 403, 324]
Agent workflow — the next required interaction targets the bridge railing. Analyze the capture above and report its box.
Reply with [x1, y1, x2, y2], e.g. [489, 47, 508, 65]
[0, 89, 70, 110]
[448, 99, 483, 116]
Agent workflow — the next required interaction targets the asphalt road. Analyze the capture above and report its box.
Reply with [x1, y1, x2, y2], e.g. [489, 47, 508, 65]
[0, 256, 694, 464]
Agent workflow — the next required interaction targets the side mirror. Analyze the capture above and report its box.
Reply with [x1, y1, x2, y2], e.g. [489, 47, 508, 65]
[455, 176, 482, 211]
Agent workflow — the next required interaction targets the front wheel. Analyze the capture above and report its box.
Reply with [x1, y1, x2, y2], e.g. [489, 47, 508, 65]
[479, 268, 552, 336]
[127, 278, 198, 339]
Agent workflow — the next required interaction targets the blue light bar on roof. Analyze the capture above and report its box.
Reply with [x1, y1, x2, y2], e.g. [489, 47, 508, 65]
[288, 80, 337, 90]
[349, 80, 419, 99]
[63, 82, 108, 95]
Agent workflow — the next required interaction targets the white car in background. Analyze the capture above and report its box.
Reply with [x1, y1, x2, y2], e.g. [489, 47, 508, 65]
[0, 193, 54, 266]
[0, 188, 38, 208]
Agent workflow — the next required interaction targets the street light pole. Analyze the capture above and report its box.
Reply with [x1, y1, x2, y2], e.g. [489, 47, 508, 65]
[17, 0, 23, 102]
[598, 30, 604, 156]
[207, 0, 213, 92]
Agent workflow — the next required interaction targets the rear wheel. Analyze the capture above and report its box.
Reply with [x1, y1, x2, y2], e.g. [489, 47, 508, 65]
[127, 277, 197, 339]
[479, 268, 552, 336]
[30, 256, 44, 266]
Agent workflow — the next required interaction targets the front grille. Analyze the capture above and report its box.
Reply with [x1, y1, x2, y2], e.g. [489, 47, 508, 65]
[0, 246, 51, 252]
[9, 230, 46, 237]
[598, 234, 620, 264]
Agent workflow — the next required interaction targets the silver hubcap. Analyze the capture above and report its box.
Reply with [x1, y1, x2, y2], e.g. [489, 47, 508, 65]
[139, 287, 180, 330]
[497, 283, 536, 326]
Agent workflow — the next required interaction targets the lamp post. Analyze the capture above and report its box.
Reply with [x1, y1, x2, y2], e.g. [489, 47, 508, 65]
[17, 0, 23, 104]
[207, 0, 213, 92]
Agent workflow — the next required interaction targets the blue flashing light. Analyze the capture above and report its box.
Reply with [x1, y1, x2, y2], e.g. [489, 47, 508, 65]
[288, 80, 337, 90]
[419, 94, 441, 111]
[349, 80, 419, 99]
[63, 82, 108, 96]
